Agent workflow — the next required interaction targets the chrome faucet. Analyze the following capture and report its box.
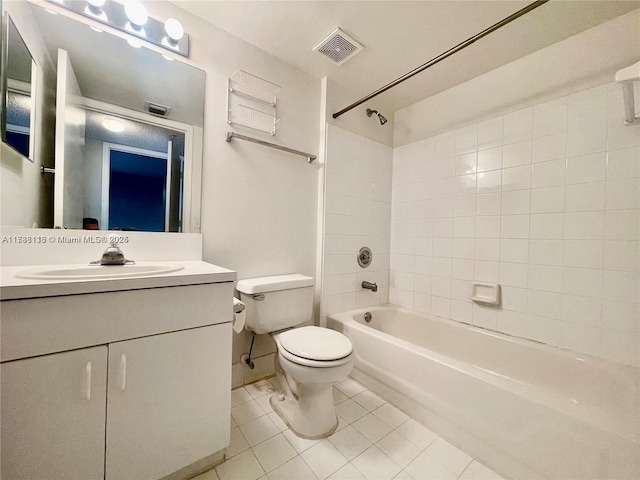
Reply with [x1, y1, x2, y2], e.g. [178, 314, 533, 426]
[90, 242, 135, 266]
[362, 281, 378, 292]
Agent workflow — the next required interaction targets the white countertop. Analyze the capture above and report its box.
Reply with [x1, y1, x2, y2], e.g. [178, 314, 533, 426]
[0, 261, 236, 300]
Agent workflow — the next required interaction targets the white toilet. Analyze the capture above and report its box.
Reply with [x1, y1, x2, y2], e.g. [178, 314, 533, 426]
[236, 274, 354, 439]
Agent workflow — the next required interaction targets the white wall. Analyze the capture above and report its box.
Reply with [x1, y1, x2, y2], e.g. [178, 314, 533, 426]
[319, 124, 393, 324]
[390, 80, 639, 366]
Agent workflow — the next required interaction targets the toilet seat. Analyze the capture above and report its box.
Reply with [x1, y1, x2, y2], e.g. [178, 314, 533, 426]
[275, 326, 353, 368]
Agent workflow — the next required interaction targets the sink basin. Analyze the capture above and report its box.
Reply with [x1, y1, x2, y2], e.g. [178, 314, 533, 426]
[16, 263, 184, 280]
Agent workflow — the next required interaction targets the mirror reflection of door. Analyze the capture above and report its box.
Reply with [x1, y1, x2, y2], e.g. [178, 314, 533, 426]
[102, 142, 183, 232]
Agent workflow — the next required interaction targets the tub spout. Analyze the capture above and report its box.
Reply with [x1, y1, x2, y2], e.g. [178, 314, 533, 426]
[362, 281, 378, 292]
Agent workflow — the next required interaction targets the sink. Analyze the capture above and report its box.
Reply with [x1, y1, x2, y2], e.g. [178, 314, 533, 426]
[16, 263, 184, 280]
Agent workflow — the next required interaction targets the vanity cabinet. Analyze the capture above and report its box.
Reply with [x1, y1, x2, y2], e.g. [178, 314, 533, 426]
[1, 279, 235, 480]
[1, 347, 108, 479]
[105, 324, 231, 480]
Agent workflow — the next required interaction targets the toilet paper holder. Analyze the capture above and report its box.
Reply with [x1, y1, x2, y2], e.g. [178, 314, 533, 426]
[233, 298, 246, 314]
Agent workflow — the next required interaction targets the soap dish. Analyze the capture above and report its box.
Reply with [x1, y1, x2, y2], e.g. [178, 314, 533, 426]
[471, 282, 501, 306]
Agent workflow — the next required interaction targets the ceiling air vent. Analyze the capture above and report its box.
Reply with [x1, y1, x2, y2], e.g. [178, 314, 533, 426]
[144, 101, 171, 117]
[313, 28, 363, 66]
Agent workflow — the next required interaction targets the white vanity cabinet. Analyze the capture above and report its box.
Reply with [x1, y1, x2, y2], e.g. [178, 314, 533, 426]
[1, 346, 108, 479]
[0, 269, 235, 480]
[105, 324, 231, 480]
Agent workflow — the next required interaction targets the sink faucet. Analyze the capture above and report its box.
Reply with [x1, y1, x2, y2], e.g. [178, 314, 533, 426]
[90, 242, 135, 266]
[362, 281, 378, 292]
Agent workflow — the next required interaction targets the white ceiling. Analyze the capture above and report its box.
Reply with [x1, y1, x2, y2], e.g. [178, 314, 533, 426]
[175, 0, 640, 114]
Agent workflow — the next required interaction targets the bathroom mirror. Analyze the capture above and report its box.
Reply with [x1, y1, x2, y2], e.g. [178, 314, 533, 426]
[1, 12, 36, 161]
[1, 2, 205, 232]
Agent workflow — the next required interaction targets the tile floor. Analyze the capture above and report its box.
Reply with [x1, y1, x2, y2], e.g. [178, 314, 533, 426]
[194, 377, 505, 480]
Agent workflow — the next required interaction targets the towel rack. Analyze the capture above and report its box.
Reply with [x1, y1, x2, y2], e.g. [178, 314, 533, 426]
[225, 132, 317, 163]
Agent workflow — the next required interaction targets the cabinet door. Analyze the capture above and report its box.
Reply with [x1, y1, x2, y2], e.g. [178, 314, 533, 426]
[105, 324, 232, 480]
[1, 347, 108, 480]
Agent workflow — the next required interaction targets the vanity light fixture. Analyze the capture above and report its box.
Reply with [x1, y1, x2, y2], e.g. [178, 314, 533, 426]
[163, 18, 184, 47]
[124, 1, 148, 34]
[45, 0, 190, 57]
[85, 0, 107, 21]
[102, 118, 125, 132]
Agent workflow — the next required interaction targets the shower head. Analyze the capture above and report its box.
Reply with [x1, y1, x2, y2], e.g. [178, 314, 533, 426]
[366, 108, 388, 126]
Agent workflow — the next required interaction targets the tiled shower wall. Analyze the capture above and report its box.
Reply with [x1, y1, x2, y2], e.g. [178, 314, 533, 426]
[390, 82, 639, 366]
[321, 125, 393, 323]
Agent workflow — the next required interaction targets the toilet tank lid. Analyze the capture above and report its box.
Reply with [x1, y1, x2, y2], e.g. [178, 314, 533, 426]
[236, 274, 314, 294]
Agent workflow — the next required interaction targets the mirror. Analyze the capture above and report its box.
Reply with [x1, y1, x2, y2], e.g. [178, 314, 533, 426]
[1, 13, 35, 160]
[1, 2, 205, 232]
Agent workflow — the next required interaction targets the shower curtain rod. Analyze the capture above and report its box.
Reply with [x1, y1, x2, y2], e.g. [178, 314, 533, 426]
[332, 0, 549, 119]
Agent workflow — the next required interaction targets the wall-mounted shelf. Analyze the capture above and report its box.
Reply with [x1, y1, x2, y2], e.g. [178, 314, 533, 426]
[229, 70, 281, 106]
[227, 70, 281, 135]
[228, 104, 279, 135]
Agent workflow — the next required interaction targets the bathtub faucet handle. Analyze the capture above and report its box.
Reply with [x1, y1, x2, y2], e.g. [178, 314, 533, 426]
[362, 281, 378, 292]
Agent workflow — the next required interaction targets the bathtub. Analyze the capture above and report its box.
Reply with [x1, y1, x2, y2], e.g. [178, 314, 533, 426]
[328, 305, 639, 480]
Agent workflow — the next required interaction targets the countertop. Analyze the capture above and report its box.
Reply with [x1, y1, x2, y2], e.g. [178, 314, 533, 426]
[0, 261, 237, 300]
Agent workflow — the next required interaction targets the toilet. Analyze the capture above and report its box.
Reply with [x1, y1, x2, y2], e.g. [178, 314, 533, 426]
[236, 274, 354, 439]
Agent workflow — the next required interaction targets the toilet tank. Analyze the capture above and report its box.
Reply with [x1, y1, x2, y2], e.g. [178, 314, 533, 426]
[236, 274, 314, 335]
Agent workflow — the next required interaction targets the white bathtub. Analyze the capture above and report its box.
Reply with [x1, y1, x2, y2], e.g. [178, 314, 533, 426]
[328, 305, 639, 480]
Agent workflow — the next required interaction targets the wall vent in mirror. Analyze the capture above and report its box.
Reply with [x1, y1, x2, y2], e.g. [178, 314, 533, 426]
[45, 0, 189, 57]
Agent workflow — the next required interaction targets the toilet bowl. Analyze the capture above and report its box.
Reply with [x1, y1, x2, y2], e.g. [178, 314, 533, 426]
[270, 326, 354, 438]
[236, 274, 354, 438]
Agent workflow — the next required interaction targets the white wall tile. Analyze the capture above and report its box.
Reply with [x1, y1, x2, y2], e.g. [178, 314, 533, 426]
[477, 147, 502, 172]
[604, 210, 639, 240]
[566, 153, 606, 184]
[533, 103, 567, 138]
[602, 270, 639, 302]
[500, 239, 529, 264]
[605, 179, 639, 210]
[561, 295, 602, 327]
[476, 170, 502, 194]
[607, 147, 640, 180]
[531, 186, 565, 213]
[528, 289, 563, 319]
[602, 300, 639, 333]
[532, 132, 567, 163]
[475, 215, 501, 238]
[503, 108, 533, 145]
[453, 217, 476, 238]
[472, 304, 498, 330]
[564, 182, 605, 212]
[502, 165, 531, 191]
[564, 212, 604, 240]
[476, 193, 501, 216]
[455, 153, 477, 176]
[452, 258, 474, 280]
[454, 196, 477, 217]
[562, 267, 602, 298]
[477, 117, 503, 151]
[531, 160, 566, 188]
[499, 262, 529, 288]
[501, 215, 530, 239]
[603, 241, 639, 272]
[530, 213, 564, 239]
[563, 240, 604, 269]
[529, 239, 563, 266]
[501, 190, 531, 215]
[567, 123, 607, 157]
[528, 264, 563, 293]
[503, 140, 532, 168]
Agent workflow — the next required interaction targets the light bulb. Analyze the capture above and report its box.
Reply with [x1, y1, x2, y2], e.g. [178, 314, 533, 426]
[102, 118, 125, 132]
[127, 38, 142, 48]
[164, 18, 184, 43]
[124, 1, 148, 29]
[86, 0, 105, 11]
